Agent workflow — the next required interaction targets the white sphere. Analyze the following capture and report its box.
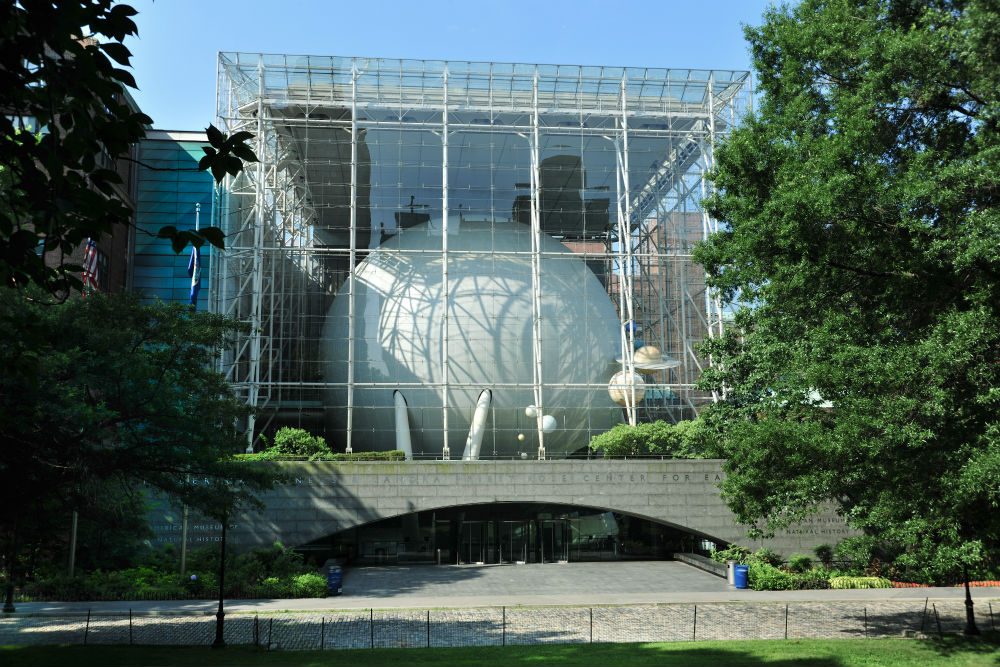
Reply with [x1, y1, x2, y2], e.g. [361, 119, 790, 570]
[541, 415, 557, 433]
[517, 433, 525, 442]
[525, 405, 538, 418]
[324, 221, 622, 457]
[608, 371, 646, 406]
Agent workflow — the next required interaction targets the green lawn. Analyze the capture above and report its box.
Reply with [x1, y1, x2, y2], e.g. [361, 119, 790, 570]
[3, 637, 1000, 667]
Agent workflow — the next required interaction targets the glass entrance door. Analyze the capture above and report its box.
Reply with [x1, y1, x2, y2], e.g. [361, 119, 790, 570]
[500, 520, 532, 563]
[459, 521, 497, 564]
[541, 519, 570, 562]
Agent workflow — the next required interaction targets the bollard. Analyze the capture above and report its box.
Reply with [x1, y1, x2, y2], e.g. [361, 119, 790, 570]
[784, 604, 789, 639]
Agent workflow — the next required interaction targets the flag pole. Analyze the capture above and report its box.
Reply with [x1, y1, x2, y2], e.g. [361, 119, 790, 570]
[195, 202, 201, 231]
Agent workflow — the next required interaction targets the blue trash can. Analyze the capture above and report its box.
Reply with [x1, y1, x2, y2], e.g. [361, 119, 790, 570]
[733, 564, 749, 590]
[326, 565, 343, 596]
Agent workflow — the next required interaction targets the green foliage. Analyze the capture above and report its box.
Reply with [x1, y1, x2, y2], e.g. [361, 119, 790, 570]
[290, 573, 328, 598]
[589, 419, 712, 458]
[748, 562, 797, 591]
[0, 2, 252, 294]
[696, 0, 1000, 582]
[748, 548, 783, 567]
[813, 544, 834, 568]
[748, 561, 832, 591]
[794, 570, 832, 590]
[269, 427, 332, 458]
[709, 544, 751, 564]
[0, 292, 278, 589]
[829, 576, 893, 590]
[25, 543, 329, 600]
[235, 449, 407, 462]
[787, 554, 814, 574]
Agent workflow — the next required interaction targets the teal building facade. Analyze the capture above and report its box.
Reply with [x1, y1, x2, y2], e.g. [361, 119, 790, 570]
[132, 129, 213, 309]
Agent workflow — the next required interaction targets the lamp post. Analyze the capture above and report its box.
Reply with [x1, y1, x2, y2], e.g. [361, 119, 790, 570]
[3, 528, 18, 613]
[211, 515, 228, 649]
[963, 565, 980, 636]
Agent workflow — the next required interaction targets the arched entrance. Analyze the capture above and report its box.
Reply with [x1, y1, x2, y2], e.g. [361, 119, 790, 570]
[296, 502, 724, 566]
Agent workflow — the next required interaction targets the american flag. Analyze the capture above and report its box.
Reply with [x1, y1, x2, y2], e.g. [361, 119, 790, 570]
[82, 238, 99, 295]
[187, 245, 201, 308]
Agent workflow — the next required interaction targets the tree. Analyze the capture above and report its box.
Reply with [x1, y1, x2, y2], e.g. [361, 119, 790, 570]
[696, 0, 999, 584]
[0, 0, 255, 294]
[0, 291, 276, 606]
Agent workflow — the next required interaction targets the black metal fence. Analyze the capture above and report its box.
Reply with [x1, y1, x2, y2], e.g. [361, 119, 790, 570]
[1, 600, 996, 649]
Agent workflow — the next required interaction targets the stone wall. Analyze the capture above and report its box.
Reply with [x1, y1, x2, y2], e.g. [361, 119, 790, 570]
[149, 459, 855, 556]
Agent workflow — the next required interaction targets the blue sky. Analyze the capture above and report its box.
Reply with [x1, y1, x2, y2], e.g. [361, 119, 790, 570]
[127, 0, 777, 131]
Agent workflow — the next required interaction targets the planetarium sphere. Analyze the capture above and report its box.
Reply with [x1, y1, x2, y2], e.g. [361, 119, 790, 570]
[324, 221, 623, 457]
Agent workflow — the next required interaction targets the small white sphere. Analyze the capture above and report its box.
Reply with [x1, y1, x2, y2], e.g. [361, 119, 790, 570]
[190, 574, 198, 581]
[517, 433, 525, 442]
[525, 405, 538, 418]
[541, 415, 557, 433]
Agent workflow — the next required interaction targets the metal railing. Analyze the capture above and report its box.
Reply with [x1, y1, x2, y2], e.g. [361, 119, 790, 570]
[1, 600, 995, 649]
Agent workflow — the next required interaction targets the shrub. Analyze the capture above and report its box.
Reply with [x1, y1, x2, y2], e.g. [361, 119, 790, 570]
[710, 544, 751, 564]
[258, 576, 292, 598]
[23, 573, 98, 601]
[748, 562, 797, 590]
[589, 419, 711, 458]
[748, 547, 782, 567]
[234, 449, 406, 462]
[793, 570, 831, 590]
[270, 427, 332, 458]
[829, 576, 892, 589]
[290, 573, 328, 598]
[813, 544, 834, 567]
[787, 553, 813, 573]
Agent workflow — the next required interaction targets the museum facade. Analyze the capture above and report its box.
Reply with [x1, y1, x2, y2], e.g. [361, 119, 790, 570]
[142, 54, 850, 563]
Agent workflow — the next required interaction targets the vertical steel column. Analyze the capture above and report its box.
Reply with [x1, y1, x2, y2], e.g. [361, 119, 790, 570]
[440, 67, 451, 459]
[700, 74, 723, 402]
[615, 76, 638, 425]
[529, 71, 545, 458]
[346, 64, 358, 453]
[245, 56, 267, 451]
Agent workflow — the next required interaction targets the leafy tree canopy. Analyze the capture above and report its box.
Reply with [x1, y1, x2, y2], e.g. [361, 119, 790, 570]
[696, 0, 1000, 582]
[0, 0, 255, 294]
[0, 291, 277, 575]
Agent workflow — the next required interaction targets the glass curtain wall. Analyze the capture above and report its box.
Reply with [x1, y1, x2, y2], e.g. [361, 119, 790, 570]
[213, 54, 750, 457]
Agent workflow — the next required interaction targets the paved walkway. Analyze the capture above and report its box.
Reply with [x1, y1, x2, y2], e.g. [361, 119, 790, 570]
[11, 562, 1000, 614]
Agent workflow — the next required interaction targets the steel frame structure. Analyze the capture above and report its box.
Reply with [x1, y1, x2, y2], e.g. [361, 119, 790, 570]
[212, 53, 750, 455]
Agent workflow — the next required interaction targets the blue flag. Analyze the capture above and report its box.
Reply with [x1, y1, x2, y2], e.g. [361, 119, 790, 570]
[187, 245, 201, 308]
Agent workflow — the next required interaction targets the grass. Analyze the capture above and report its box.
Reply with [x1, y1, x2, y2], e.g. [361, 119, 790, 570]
[3, 636, 1000, 667]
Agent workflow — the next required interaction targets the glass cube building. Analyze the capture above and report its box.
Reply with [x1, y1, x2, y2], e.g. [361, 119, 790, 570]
[212, 53, 750, 459]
